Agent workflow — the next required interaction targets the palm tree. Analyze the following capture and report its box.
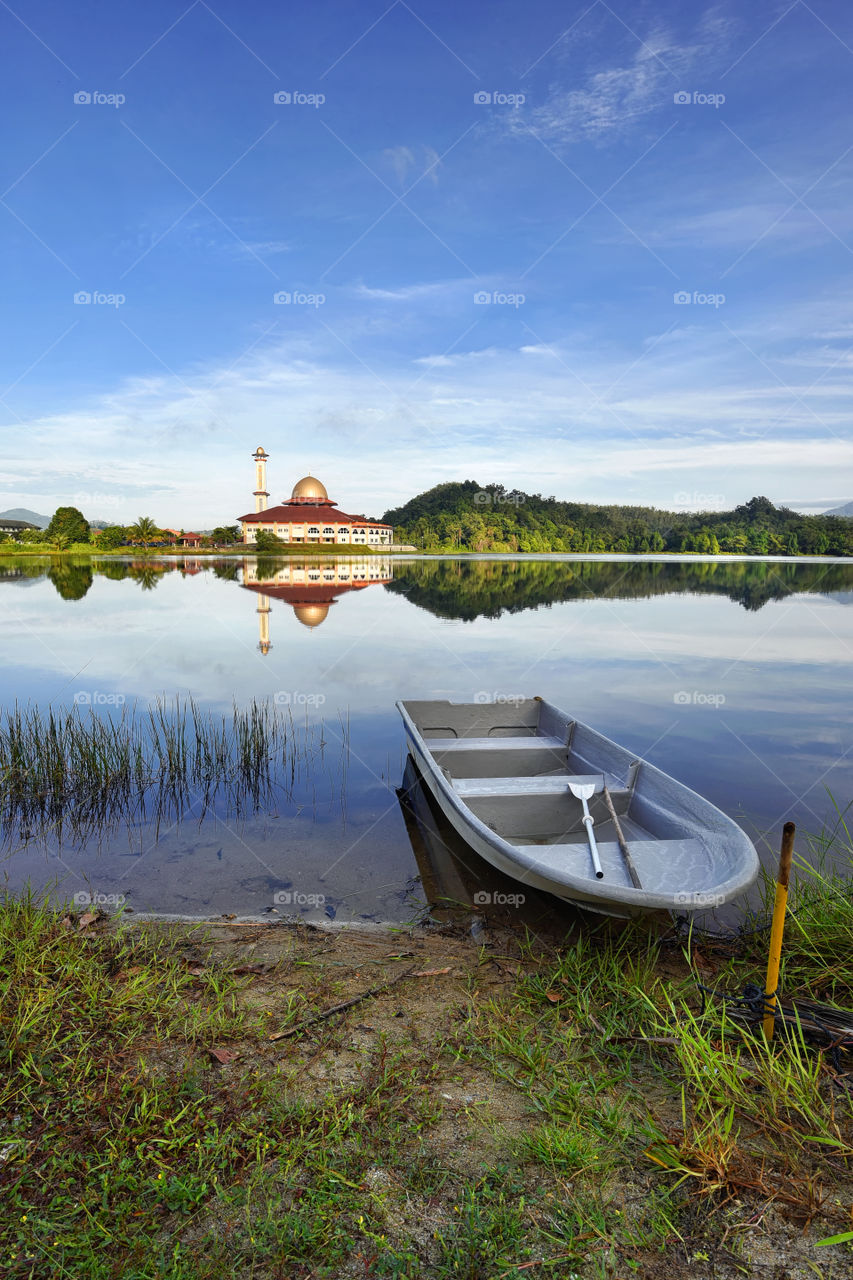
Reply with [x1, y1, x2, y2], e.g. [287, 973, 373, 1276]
[129, 516, 159, 549]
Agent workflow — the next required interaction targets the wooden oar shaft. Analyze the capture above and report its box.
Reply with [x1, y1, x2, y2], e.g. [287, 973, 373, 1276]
[602, 785, 642, 890]
[763, 821, 796, 1040]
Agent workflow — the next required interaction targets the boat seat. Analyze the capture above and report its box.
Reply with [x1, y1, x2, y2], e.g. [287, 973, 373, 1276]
[425, 735, 566, 753]
[453, 774, 604, 797]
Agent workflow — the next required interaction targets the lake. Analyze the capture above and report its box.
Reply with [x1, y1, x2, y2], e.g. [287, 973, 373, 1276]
[1, 553, 851, 928]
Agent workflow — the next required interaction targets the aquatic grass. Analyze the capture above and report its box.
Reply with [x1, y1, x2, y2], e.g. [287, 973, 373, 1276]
[0, 696, 348, 847]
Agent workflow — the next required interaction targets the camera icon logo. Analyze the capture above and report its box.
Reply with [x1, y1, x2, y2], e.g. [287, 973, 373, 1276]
[673, 691, 691, 705]
[473, 290, 491, 304]
[673, 91, 691, 105]
[273, 890, 292, 904]
[273, 91, 291, 104]
[473, 891, 491, 905]
[74, 90, 92, 104]
[74, 291, 92, 305]
[673, 291, 691, 304]
[474, 91, 491, 105]
[73, 690, 92, 704]
[273, 291, 291, 304]
[73, 891, 92, 905]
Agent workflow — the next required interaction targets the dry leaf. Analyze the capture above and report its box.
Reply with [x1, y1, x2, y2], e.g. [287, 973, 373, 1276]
[545, 991, 561, 1003]
[413, 967, 452, 978]
[208, 1047, 238, 1064]
[78, 911, 97, 929]
[186, 965, 206, 977]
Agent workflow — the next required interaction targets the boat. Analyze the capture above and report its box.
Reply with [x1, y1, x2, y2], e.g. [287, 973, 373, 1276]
[396, 697, 759, 916]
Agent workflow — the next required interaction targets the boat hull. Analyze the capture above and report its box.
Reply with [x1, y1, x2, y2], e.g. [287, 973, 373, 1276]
[397, 698, 759, 917]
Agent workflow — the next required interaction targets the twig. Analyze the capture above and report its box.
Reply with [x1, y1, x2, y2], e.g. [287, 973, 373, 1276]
[269, 965, 418, 1040]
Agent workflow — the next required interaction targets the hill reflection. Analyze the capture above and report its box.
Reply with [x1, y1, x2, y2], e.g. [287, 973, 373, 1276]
[384, 557, 853, 620]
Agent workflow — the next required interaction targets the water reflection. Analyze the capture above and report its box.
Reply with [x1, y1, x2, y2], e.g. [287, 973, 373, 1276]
[1, 551, 851, 920]
[385, 557, 853, 619]
[242, 557, 393, 646]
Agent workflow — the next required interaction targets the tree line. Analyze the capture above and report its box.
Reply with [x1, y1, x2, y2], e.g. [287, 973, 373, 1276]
[382, 484, 853, 556]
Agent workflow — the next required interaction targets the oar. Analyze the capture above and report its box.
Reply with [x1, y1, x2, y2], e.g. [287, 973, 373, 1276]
[568, 780, 604, 879]
[602, 785, 642, 890]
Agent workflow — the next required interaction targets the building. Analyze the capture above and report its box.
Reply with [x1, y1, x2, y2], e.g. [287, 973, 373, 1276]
[0, 517, 39, 536]
[242, 558, 393, 648]
[237, 448, 392, 547]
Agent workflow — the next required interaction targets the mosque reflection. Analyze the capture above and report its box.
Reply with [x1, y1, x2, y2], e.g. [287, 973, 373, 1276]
[240, 556, 393, 651]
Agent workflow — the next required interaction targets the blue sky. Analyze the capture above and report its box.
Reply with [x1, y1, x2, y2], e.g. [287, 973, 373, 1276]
[2, 0, 852, 526]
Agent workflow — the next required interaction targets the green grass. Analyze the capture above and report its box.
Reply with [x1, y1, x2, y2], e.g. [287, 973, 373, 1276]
[1, 852, 851, 1277]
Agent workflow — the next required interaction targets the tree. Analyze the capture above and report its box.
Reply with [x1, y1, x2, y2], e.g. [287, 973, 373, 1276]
[46, 506, 90, 545]
[96, 525, 128, 549]
[253, 529, 285, 552]
[129, 516, 160, 549]
[211, 525, 240, 544]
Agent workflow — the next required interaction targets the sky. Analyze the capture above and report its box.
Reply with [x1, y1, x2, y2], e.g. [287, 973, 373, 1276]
[1, 0, 853, 527]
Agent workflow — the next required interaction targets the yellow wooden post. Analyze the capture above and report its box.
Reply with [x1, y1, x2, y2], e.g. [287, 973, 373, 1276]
[763, 822, 796, 1040]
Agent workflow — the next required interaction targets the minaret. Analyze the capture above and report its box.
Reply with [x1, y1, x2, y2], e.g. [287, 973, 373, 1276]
[257, 592, 272, 655]
[253, 447, 269, 513]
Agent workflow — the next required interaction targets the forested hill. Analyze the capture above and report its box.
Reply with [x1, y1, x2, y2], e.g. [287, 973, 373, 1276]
[382, 483, 853, 556]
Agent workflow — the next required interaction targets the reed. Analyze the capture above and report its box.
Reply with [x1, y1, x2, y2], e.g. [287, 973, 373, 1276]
[0, 697, 346, 846]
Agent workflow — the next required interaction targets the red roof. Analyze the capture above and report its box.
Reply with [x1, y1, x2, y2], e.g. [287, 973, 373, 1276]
[238, 499, 390, 528]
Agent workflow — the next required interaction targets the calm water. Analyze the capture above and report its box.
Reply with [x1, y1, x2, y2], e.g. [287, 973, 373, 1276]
[1, 553, 851, 926]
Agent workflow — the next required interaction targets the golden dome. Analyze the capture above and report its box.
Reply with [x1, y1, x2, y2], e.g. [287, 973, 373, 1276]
[291, 474, 328, 501]
[294, 603, 330, 628]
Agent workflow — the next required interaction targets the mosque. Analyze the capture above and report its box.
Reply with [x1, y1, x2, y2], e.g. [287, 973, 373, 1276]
[237, 448, 393, 546]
